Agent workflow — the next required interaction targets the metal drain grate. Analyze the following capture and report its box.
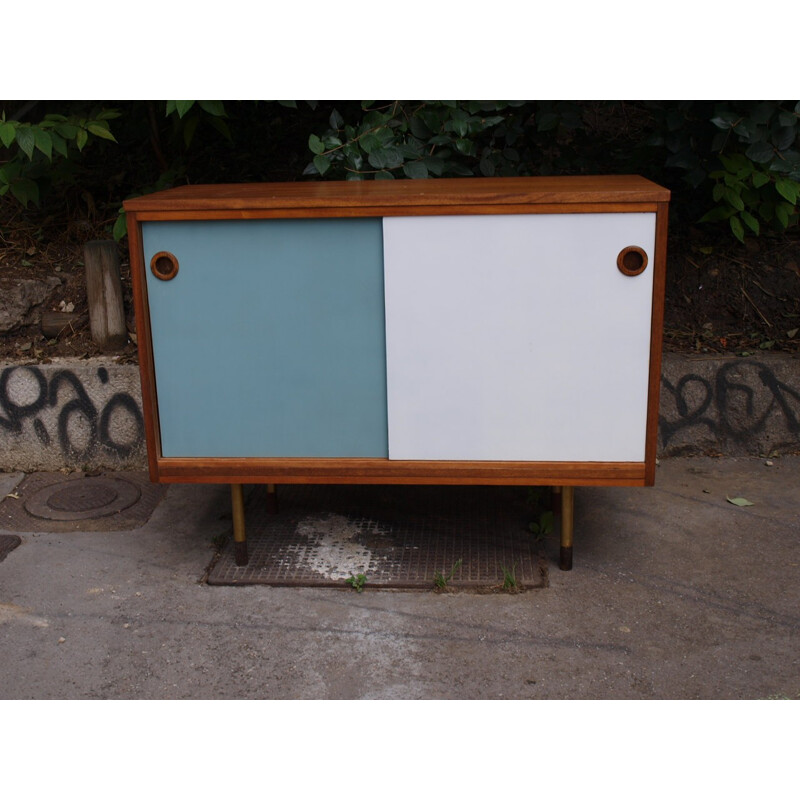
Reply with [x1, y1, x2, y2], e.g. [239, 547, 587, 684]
[208, 484, 549, 590]
[0, 534, 21, 562]
[0, 472, 165, 532]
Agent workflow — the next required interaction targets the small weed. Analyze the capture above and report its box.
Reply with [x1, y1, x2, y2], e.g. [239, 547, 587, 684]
[501, 561, 518, 591]
[345, 573, 367, 593]
[529, 510, 554, 542]
[433, 558, 463, 591]
[211, 533, 229, 550]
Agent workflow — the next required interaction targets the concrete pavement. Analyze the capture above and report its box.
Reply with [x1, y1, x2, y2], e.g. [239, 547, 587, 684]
[0, 456, 798, 700]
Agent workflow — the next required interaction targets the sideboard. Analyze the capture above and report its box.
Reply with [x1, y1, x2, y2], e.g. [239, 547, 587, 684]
[124, 176, 670, 570]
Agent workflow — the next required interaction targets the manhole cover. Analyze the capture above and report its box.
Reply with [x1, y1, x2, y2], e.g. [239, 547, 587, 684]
[0, 472, 165, 532]
[24, 476, 142, 521]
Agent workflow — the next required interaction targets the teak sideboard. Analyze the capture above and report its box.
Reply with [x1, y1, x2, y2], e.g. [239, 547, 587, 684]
[124, 176, 670, 570]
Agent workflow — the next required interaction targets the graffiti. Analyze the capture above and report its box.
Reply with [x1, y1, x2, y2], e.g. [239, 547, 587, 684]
[0, 365, 144, 462]
[660, 360, 800, 450]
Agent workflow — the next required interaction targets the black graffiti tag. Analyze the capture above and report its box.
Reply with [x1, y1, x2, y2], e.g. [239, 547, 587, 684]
[660, 361, 800, 448]
[0, 366, 144, 461]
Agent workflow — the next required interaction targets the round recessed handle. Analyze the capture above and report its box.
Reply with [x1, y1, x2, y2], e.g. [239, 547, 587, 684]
[617, 246, 648, 277]
[150, 251, 179, 281]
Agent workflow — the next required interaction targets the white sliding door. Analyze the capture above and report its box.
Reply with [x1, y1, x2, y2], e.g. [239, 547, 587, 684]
[383, 213, 656, 462]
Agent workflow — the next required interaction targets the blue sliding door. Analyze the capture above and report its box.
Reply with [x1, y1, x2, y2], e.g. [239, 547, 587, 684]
[143, 218, 387, 458]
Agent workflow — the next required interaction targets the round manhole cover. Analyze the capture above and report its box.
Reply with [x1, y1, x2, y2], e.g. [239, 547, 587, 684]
[24, 477, 142, 521]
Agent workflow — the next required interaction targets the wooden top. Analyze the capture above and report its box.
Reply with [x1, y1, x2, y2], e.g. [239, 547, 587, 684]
[124, 175, 670, 214]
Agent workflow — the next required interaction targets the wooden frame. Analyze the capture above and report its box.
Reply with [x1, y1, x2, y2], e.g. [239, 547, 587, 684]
[125, 176, 670, 489]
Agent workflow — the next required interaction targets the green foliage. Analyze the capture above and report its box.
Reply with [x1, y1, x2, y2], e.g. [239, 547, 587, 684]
[700, 103, 800, 241]
[302, 101, 542, 181]
[433, 558, 463, 590]
[304, 100, 800, 243]
[501, 562, 518, 591]
[345, 573, 367, 592]
[165, 100, 231, 147]
[0, 108, 119, 207]
[644, 100, 799, 240]
[529, 510, 554, 542]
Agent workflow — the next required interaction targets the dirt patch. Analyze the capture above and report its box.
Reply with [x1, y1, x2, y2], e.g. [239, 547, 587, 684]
[2, 195, 799, 362]
[0, 197, 137, 363]
[664, 224, 800, 356]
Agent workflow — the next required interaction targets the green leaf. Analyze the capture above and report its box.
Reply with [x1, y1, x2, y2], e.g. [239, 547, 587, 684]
[741, 210, 760, 235]
[408, 116, 430, 139]
[775, 178, 798, 204]
[775, 203, 791, 228]
[712, 183, 725, 202]
[745, 141, 774, 163]
[359, 131, 383, 154]
[50, 131, 68, 158]
[86, 122, 116, 142]
[454, 138, 476, 156]
[328, 108, 344, 130]
[423, 155, 444, 176]
[313, 154, 331, 176]
[0, 121, 16, 148]
[711, 111, 741, 129]
[367, 146, 404, 170]
[32, 127, 52, 160]
[726, 496, 754, 507]
[772, 125, 795, 151]
[447, 108, 471, 137]
[723, 187, 745, 211]
[699, 206, 735, 223]
[402, 160, 428, 179]
[206, 115, 232, 141]
[113, 211, 128, 241]
[374, 170, 395, 180]
[730, 215, 745, 242]
[277, 100, 297, 109]
[183, 114, 200, 148]
[479, 156, 496, 176]
[198, 100, 225, 117]
[175, 101, 195, 118]
[9, 177, 39, 206]
[75, 128, 88, 151]
[308, 134, 325, 155]
[752, 171, 770, 188]
[165, 101, 177, 116]
[96, 109, 121, 121]
[55, 123, 79, 140]
[15, 126, 35, 160]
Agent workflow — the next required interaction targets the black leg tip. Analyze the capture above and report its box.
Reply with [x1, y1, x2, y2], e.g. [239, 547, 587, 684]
[234, 540, 249, 566]
[559, 546, 573, 571]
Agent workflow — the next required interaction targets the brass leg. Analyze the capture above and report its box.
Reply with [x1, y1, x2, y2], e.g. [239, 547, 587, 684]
[559, 486, 574, 571]
[266, 483, 278, 514]
[551, 485, 562, 514]
[231, 484, 248, 566]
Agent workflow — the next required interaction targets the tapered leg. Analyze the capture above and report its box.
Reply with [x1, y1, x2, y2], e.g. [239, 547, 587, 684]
[266, 483, 278, 514]
[550, 485, 562, 514]
[559, 486, 574, 571]
[231, 484, 248, 566]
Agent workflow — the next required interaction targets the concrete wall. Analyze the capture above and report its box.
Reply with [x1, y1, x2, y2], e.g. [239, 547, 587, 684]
[1, 359, 145, 472]
[1, 353, 799, 472]
[659, 353, 800, 457]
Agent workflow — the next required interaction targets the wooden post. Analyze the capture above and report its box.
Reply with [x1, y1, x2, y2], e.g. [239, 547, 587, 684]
[84, 240, 127, 350]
